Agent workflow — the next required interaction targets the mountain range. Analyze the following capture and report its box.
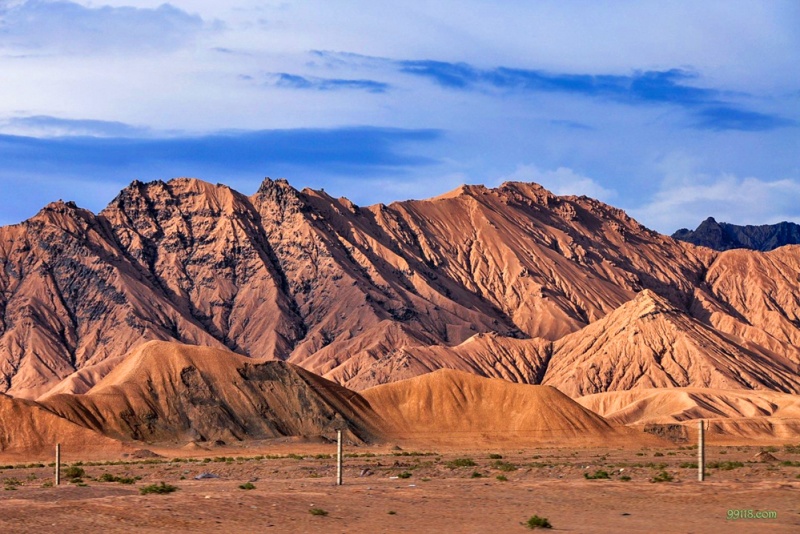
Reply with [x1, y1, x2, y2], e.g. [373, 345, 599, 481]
[673, 217, 800, 251]
[0, 177, 798, 406]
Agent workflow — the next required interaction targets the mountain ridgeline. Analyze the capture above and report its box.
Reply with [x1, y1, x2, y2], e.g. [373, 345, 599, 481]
[673, 217, 800, 251]
[0, 177, 798, 401]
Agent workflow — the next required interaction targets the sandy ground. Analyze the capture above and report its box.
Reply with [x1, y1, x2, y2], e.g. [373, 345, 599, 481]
[1, 444, 799, 533]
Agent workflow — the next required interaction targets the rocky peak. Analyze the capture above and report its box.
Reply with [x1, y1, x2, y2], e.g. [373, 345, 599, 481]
[672, 217, 800, 251]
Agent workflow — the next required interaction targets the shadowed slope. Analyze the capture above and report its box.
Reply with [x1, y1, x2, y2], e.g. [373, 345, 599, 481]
[41, 341, 383, 444]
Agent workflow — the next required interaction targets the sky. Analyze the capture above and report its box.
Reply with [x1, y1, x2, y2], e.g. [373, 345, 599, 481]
[0, 1, 798, 233]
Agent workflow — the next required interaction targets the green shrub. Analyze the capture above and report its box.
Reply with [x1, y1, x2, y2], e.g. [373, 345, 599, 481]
[679, 462, 698, 469]
[97, 473, 136, 484]
[619, 475, 631, 481]
[238, 482, 256, 490]
[650, 471, 673, 483]
[445, 458, 476, 468]
[309, 508, 328, 516]
[493, 461, 518, 472]
[64, 466, 86, 480]
[584, 470, 610, 480]
[397, 472, 412, 479]
[488, 453, 503, 460]
[470, 471, 483, 478]
[496, 475, 508, 482]
[526, 515, 552, 529]
[139, 482, 178, 495]
[707, 461, 744, 470]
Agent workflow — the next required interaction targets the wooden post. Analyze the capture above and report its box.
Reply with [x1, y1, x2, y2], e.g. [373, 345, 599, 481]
[336, 430, 343, 486]
[697, 420, 705, 482]
[55, 443, 61, 486]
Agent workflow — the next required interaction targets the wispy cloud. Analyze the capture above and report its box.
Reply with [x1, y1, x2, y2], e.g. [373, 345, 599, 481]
[271, 73, 389, 93]
[0, 125, 441, 176]
[0, 1, 211, 54]
[2, 115, 151, 138]
[693, 107, 797, 131]
[316, 51, 794, 132]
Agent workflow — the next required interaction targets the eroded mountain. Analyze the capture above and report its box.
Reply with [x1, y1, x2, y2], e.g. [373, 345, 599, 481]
[0, 177, 797, 398]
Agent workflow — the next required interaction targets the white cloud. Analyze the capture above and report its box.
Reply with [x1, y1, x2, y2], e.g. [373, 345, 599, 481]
[497, 164, 617, 203]
[631, 173, 800, 233]
[0, 1, 211, 54]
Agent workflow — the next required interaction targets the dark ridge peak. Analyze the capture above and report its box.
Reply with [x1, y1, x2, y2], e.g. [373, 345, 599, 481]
[673, 218, 800, 251]
[256, 176, 294, 194]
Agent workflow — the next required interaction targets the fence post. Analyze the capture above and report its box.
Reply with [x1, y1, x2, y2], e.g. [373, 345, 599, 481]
[697, 420, 705, 482]
[336, 430, 343, 486]
[55, 443, 61, 486]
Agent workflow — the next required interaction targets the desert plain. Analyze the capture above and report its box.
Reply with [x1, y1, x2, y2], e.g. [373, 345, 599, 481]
[1, 440, 800, 533]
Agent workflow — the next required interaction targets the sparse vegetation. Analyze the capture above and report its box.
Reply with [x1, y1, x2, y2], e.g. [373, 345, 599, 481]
[783, 444, 800, 454]
[446, 458, 476, 468]
[3, 477, 21, 490]
[584, 470, 610, 480]
[488, 453, 503, 459]
[680, 462, 698, 469]
[707, 461, 744, 470]
[619, 475, 631, 481]
[397, 471, 412, 479]
[388, 510, 397, 515]
[492, 460, 517, 472]
[97, 473, 136, 484]
[470, 471, 483, 478]
[650, 471, 673, 483]
[64, 466, 86, 480]
[139, 482, 178, 495]
[496, 475, 508, 482]
[238, 482, 256, 490]
[309, 508, 328, 516]
[525, 515, 552, 529]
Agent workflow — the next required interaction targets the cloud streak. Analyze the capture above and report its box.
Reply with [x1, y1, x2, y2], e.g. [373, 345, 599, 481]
[272, 73, 389, 93]
[397, 60, 793, 131]
[313, 51, 794, 132]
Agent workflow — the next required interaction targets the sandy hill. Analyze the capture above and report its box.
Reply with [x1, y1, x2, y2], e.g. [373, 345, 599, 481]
[0, 393, 123, 458]
[0, 176, 798, 400]
[542, 290, 800, 397]
[578, 388, 800, 442]
[362, 369, 647, 446]
[40, 341, 384, 445]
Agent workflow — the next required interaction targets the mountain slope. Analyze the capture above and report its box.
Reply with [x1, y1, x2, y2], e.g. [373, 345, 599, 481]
[543, 290, 800, 397]
[0, 393, 124, 456]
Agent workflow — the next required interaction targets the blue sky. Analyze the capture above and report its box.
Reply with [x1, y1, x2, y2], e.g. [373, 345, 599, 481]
[0, 1, 798, 232]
